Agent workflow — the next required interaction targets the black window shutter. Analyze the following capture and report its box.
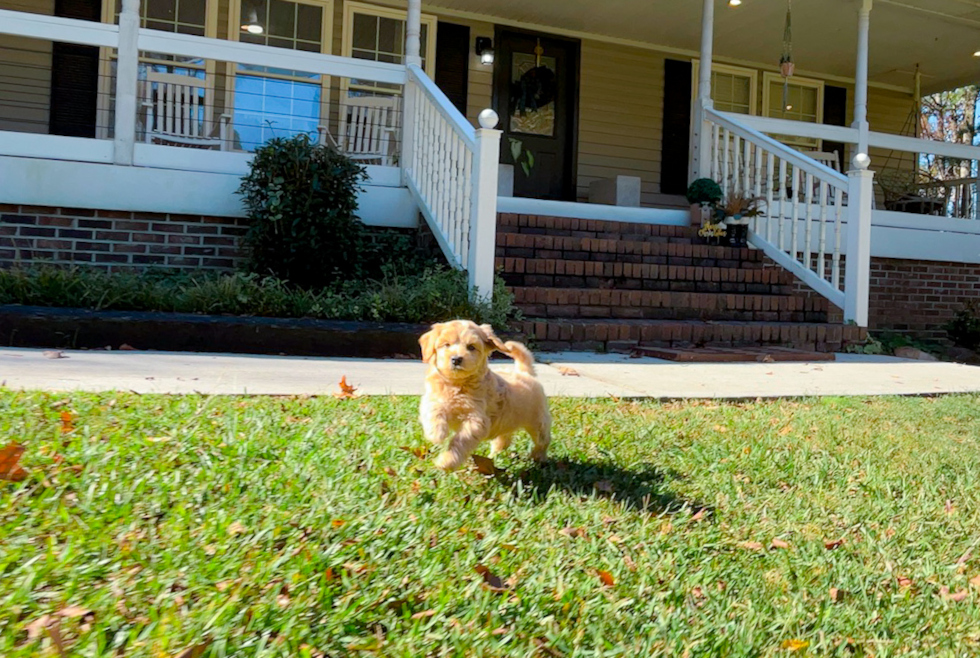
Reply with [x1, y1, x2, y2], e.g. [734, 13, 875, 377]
[822, 85, 848, 167]
[49, 0, 101, 137]
[661, 59, 693, 195]
[434, 22, 470, 115]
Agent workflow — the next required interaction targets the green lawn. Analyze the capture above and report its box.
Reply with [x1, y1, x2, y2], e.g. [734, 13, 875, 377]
[3, 392, 980, 657]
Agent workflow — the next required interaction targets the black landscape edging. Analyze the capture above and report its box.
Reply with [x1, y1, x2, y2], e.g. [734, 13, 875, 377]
[0, 305, 430, 358]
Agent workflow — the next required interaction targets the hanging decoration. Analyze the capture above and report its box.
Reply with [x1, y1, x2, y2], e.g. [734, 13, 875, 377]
[512, 39, 557, 115]
[779, 0, 794, 111]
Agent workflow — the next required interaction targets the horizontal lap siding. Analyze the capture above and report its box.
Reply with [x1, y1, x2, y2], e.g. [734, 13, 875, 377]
[577, 41, 665, 205]
[0, 0, 55, 134]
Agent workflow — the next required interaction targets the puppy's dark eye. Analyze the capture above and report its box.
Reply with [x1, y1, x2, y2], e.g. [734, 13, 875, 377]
[467, 344, 477, 351]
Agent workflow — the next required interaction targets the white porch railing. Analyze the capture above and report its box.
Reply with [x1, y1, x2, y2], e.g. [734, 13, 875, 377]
[702, 107, 875, 325]
[403, 64, 501, 300]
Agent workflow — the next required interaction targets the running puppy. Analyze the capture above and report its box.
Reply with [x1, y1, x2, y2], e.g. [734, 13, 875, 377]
[418, 320, 551, 471]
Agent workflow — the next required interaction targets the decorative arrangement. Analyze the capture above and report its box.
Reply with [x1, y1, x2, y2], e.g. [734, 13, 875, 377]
[718, 191, 765, 248]
[779, 0, 794, 111]
[686, 178, 727, 244]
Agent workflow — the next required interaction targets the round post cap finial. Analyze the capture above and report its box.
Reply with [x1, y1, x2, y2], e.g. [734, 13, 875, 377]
[852, 153, 871, 170]
[478, 109, 499, 129]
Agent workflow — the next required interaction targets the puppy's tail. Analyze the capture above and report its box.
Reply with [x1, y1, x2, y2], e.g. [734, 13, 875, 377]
[501, 340, 536, 376]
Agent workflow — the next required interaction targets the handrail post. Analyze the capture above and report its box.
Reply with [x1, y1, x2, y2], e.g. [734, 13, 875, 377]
[467, 109, 501, 302]
[113, 0, 140, 165]
[401, 68, 416, 186]
[844, 153, 874, 326]
[692, 0, 715, 182]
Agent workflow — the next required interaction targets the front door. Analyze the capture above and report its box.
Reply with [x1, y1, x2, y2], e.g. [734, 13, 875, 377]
[493, 29, 579, 201]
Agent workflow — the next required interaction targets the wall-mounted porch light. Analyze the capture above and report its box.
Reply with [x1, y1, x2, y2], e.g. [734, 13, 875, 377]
[476, 37, 494, 66]
[241, 6, 264, 34]
[729, 0, 742, 6]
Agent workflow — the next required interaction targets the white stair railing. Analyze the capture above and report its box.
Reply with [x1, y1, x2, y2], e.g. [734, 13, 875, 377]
[702, 107, 874, 325]
[403, 64, 501, 301]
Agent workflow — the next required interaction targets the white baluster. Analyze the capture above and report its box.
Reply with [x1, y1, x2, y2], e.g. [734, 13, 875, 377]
[803, 172, 813, 271]
[731, 134, 741, 193]
[711, 123, 720, 181]
[832, 187, 843, 290]
[765, 152, 775, 243]
[790, 166, 800, 261]
[722, 128, 731, 197]
[777, 159, 787, 252]
[743, 138, 751, 196]
[817, 180, 828, 282]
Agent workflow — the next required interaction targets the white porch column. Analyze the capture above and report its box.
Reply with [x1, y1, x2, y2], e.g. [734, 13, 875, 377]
[405, 0, 422, 67]
[692, 0, 715, 181]
[467, 110, 502, 301]
[844, 153, 874, 327]
[113, 0, 140, 166]
[852, 0, 873, 154]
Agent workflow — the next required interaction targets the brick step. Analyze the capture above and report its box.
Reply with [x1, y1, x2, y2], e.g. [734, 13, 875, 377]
[498, 213, 700, 243]
[498, 257, 796, 294]
[512, 319, 866, 353]
[512, 287, 828, 322]
[496, 232, 762, 267]
[635, 346, 837, 363]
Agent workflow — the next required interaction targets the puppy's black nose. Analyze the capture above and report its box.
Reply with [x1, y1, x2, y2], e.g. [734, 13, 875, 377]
[451, 356, 464, 367]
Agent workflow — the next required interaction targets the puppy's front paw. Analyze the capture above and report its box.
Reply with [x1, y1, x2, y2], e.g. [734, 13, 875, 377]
[434, 451, 462, 471]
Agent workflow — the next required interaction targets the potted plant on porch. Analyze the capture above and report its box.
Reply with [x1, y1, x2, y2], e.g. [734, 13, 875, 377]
[686, 178, 724, 243]
[718, 191, 765, 248]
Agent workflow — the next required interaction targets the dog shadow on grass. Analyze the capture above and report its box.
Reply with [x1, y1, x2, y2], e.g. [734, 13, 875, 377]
[496, 459, 711, 517]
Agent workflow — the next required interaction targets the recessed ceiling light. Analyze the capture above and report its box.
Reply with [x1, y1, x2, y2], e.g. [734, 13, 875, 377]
[974, 50, 980, 57]
[729, 0, 742, 5]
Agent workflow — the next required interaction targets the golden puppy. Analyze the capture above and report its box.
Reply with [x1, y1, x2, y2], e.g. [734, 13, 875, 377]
[418, 320, 551, 471]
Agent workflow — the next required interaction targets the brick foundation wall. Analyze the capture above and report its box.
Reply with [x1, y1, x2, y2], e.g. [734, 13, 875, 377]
[0, 205, 247, 271]
[869, 258, 980, 341]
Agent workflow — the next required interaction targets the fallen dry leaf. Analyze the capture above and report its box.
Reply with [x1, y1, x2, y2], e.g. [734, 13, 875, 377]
[594, 480, 614, 493]
[559, 526, 586, 539]
[59, 411, 75, 433]
[897, 576, 913, 589]
[942, 587, 969, 602]
[713, 425, 729, 433]
[557, 366, 580, 377]
[533, 637, 564, 658]
[739, 541, 765, 551]
[43, 350, 66, 359]
[398, 446, 428, 459]
[597, 570, 615, 587]
[411, 609, 436, 619]
[690, 508, 706, 522]
[332, 376, 359, 400]
[623, 555, 637, 572]
[277, 594, 291, 607]
[770, 538, 790, 550]
[175, 640, 213, 658]
[118, 343, 138, 351]
[0, 443, 28, 482]
[946, 499, 956, 515]
[829, 587, 843, 602]
[474, 564, 508, 592]
[146, 436, 171, 443]
[969, 574, 980, 589]
[25, 615, 52, 639]
[227, 521, 246, 536]
[824, 538, 845, 550]
[472, 455, 498, 476]
[781, 639, 810, 652]
[46, 620, 67, 658]
[58, 605, 92, 619]
[331, 519, 346, 528]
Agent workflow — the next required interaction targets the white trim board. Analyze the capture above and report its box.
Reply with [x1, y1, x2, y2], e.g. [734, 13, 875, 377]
[0, 156, 417, 228]
[497, 197, 690, 226]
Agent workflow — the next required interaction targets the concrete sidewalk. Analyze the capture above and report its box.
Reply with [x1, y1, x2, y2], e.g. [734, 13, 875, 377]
[3, 347, 980, 398]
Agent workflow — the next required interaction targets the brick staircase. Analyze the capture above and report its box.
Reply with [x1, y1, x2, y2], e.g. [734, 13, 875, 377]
[496, 213, 866, 356]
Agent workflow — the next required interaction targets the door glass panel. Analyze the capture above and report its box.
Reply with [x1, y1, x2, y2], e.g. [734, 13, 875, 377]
[509, 52, 556, 137]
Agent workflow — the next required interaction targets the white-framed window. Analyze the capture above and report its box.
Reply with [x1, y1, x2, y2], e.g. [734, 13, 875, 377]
[342, 1, 436, 95]
[227, 0, 334, 151]
[692, 61, 757, 116]
[762, 71, 824, 150]
[97, 0, 218, 138]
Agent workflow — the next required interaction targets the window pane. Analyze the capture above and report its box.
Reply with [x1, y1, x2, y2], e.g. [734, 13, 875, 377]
[178, 0, 206, 29]
[378, 16, 399, 55]
[268, 0, 295, 39]
[353, 13, 378, 51]
[233, 75, 321, 151]
[146, 0, 176, 21]
[296, 4, 322, 43]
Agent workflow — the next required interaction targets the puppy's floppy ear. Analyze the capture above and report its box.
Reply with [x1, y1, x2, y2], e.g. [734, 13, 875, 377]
[419, 324, 441, 362]
[479, 324, 509, 353]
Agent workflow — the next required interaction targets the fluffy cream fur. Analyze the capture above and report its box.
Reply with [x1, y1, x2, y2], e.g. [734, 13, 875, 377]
[418, 320, 551, 471]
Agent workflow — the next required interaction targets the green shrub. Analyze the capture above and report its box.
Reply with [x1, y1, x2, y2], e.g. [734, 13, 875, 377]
[685, 178, 723, 206]
[946, 301, 980, 351]
[237, 134, 368, 288]
[0, 265, 517, 329]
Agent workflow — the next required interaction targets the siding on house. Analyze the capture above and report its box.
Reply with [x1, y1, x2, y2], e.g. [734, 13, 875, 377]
[0, 0, 55, 134]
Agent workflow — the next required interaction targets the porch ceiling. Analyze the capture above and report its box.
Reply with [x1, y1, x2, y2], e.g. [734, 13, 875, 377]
[425, 0, 980, 93]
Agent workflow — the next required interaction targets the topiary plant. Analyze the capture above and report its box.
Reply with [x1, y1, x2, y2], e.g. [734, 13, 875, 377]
[238, 134, 368, 289]
[685, 178, 723, 207]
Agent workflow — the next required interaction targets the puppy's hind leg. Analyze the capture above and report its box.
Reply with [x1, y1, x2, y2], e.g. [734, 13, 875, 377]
[489, 433, 514, 458]
[528, 415, 552, 463]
